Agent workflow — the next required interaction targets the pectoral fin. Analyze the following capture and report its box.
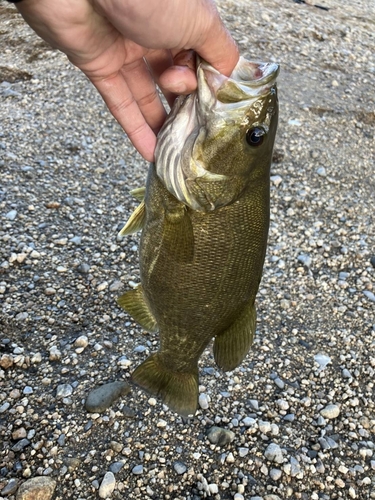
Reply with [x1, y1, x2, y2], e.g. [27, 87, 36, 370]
[161, 206, 194, 263]
[117, 285, 158, 333]
[118, 201, 146, 236]
[213, 301, 257, 371]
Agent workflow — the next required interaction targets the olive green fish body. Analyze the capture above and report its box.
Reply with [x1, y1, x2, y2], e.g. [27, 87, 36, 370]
[118, 57, 279, 416]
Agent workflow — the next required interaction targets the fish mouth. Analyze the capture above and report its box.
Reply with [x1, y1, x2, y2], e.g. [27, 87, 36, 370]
[197, 57, 279, 109]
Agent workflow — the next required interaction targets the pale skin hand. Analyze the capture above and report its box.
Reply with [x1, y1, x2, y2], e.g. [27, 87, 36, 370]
[15, 0, 239, 161]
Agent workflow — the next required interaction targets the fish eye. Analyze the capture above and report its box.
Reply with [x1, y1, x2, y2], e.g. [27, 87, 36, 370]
[246, 127, 266, 147]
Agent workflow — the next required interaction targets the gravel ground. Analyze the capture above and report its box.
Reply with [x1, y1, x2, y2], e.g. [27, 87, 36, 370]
[1, 0, 374, 499]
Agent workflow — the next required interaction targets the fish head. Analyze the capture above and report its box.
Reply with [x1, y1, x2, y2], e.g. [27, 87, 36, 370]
[155, 56, 279, 212]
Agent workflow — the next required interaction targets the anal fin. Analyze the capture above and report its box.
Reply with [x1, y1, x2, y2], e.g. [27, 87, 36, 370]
[131, 353, 199, 417]
[213, 301, 256, 372]
[117, 285, 158, 333]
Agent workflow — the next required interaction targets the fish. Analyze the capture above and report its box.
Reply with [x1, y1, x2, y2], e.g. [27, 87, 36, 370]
[118, 56, 279, 417]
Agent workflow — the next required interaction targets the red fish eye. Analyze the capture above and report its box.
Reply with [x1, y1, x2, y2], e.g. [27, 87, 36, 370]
[246, 127, 266, 146]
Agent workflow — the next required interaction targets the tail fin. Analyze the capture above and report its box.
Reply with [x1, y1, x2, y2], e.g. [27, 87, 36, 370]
[131, 353, 199, 417]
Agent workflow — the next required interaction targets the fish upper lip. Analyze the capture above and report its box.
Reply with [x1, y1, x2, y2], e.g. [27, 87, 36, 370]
[198, 58, 279, 95]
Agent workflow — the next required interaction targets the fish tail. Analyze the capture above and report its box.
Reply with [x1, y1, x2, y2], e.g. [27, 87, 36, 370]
[131, 353, 199, 417]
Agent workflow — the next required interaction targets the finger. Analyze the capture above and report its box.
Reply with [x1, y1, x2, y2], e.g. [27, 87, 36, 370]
[119, 53, 167, 135]
[159, 65, 197, 97]
[90, 72, 157, 161]
[143, 49, 176, 109]
[158, 50, 197, 104]
[193, 7, 239, 76]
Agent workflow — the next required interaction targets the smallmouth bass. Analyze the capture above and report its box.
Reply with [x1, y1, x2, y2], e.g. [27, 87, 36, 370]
[118, 56, 279, 416]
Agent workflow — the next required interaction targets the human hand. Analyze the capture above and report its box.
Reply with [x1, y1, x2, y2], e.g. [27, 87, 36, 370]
[15, 0, 239, 161]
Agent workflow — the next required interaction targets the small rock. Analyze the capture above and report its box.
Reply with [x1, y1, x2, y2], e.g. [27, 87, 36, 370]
[109, 280, 122, 292]
[85, 381, 131, 413]
[207, 426, 235, 446]
[5, 210, 17, 220]
[320, 404, 340, 419]
[77, 263, 90, 274]
[363, 290, 375, 302]
[45, 287, 56, 296]
[264, 443, 284, 464]
[74, 335, 89, 348]
[242, 417, 256, 427]
[297, 254, 312, 267]
[98, 472, 116, 499]
[270, 468, 282, 480]
[199, 393, 210, 409]
[12, 439, 30, 452]
[173, 461, 187, 474]
[317, 166, 327, 177]
[314, 353, 331, 371]
[0, 354, 14, 369]
[56, 384, 73, 398]
[12, 427, 27, 440]
[1, 478, 19, 496]
[132, 465, 143, 475]
[16, 476, 56, 500]
[238, 447, 249, 457]
[109, 461, 125, 474]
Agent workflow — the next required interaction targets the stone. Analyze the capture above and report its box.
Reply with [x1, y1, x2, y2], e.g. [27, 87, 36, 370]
[98, 472, 116, 498]
[207, 426, 235, 446]
[85, 381, 131, 413]
[132, 465, 143, 475]
[16, 477, 56, 500]
[264, 443, 284, 464]
[320, 404, 340, 419]
[1, 478, 19, 496]
[173, 461, 187, 474]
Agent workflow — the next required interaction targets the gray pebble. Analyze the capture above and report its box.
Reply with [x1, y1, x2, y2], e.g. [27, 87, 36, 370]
[56, 384, 73, 398]
[85, 381, 131, 413]
[198, 393, 210, 409]
[132, 465, 143, 475]
[317, 166, 327, 176]
[207, 426, 235, 446]
[173, 461, 187, 474]
[274, 377, 285, 389]
[297, 254, 312, 267]
[133, 345, 147, 353]
[12, 438, 30, 452]
[109, 461, 125, 474]
[242, 417, 256, 427]
[264, 443, 284, 464]
[98, 471, 116, 499]
[5, 209, 17, 220]
[1, 478, 19, 496]
[238, 447, 249, 457]
[363, 290, 375, 302]
[76, 263, 90, 274]
[247, 399, 259, 411]
[320, 404, 340, 419]
[270, 468, 282, 480]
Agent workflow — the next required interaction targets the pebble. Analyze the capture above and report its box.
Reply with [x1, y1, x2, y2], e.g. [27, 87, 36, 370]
[5, 209, 17, 220]
[74, 335, 89, 348]
[206, 426, 235, 446]
[270, 468, 282, 480]
[173, 461, 187, 474]
[199, 393, 210, 409]
[16, 477, 56, 500]
[56, 384, 73, 398]
[314, 353, 331, 370]
[242, 417, 256, 427]
[98, 472, 116, 499]
[1, 478, 19, 496]
[109, 461, 125, 474]
[85, 381, 131, 413]
[264, 443, 284, 464]
[320, 404, 340, 419]
[363, 290, 375, 302]
[131, 465, 143, 475]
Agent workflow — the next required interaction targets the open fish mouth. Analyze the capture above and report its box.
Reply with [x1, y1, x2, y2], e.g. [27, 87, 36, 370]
[155, 56, 279, 211]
